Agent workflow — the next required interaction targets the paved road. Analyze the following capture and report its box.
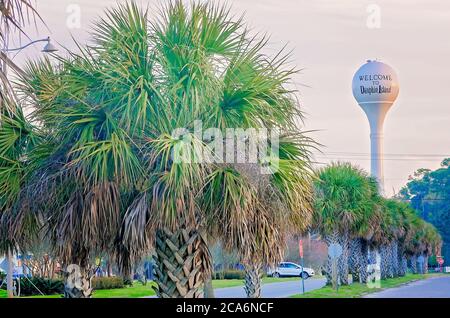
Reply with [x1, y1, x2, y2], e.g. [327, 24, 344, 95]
[215, 278, 326, 298]
[365, 276, 450, 298]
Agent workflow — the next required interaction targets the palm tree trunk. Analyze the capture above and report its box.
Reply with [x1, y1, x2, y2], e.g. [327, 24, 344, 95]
[107, 260, 113, 277]
[423, 255, 428, 274]
[379, 245, 389, 279]
[401, 256, 407, 276]
[410, 255, 418, 274]
[366, 245, 381, 287]
[397, 245, 407, 277]
[63, 264, 93, 298]
[417, 255, 424, 274]
[391, 241, 399, 278]
[349, 238, 362, 283]
[244, 263, 262, 298]
[386, 243, 394, 278]
[324, 230, 340, 285]
[152, 225, 211, 298]
[204, 277, 215, 298]
[338, 232, 350, 285]
[359, 240, 369, 283]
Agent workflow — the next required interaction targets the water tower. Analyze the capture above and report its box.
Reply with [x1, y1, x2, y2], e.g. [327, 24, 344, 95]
[352, 60, 399, 194]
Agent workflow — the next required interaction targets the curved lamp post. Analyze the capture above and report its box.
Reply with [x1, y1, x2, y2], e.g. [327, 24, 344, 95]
[5, 36, 58, 53]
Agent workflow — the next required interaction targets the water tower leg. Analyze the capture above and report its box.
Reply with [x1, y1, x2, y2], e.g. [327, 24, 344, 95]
[370, 131, 385, 195]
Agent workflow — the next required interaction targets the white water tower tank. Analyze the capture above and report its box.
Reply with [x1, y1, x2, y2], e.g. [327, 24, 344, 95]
[352, 60, 399, 194]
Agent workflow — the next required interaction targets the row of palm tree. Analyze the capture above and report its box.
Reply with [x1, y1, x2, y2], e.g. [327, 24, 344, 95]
[313, 163, 442, 286]
[0, 1, 315, 298]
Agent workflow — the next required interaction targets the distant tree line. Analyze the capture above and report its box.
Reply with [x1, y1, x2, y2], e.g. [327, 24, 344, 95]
[399, 158, 450, 265]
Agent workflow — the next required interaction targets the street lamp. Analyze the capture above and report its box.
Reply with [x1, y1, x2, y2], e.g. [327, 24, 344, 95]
[1, 36, 57, 298]
[5, 36, 58, 53]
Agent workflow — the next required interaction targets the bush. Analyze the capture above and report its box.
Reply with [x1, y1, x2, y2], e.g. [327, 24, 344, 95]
[213, 270, 245, 280]
[16, 277, 64, 296]
[92, 276, 124, 290]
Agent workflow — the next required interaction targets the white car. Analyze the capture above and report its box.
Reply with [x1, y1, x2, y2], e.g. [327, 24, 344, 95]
[267, 262, 315, 278]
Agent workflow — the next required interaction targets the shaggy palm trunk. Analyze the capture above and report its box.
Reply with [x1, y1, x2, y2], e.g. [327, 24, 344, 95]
[324, 230, 340, 285]
[400, 256, 407, 276]
[152, 225, 211, 298]
[385, 243, 394, 278]
[417, 255, 424, 274]
[244, 263, 263, 298]
[359, 240, 369, 283]
[63, 265, 93, 298]
[410, 255, 418, 274]
[423, 255, 428, 274]
[397, 245, 407, 277]
[366, 245, 381, 286]
[338, 232, 350, 285]
[391, 241, 399, 278]
[349, 238, 363, 283]
[379, 245, 389, 279]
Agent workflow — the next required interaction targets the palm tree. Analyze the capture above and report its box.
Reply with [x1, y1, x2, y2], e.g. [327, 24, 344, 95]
[118, 2, 314, 298]
[382, 199, 415, 278]
[375, 202, 396, 280]
[19, 1, 315, 298]
[15, 5, 147, 297]
[401, 215, 441, 274]
[348, 177, 381, 284]
[0, 101, 41, 297]
[313, 162, 375, 286]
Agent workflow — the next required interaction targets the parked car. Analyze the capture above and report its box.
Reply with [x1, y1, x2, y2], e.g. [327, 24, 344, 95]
[267, 262, 315, 278]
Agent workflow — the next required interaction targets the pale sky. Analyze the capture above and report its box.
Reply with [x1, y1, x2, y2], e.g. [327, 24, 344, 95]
[12, 0, 450, 196]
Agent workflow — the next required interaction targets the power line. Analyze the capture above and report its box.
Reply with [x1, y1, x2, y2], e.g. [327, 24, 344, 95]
[314, 151, 449, 158]
[314, 157, 444, 162]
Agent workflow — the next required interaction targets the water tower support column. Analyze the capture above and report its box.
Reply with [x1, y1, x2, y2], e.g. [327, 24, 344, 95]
[359, 102, 393, 195]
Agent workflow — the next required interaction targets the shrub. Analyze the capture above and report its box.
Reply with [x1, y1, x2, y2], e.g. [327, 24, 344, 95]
[92, 276, 124, 290]
[213, 270, 245, 280]
[15, 277, 64, 296]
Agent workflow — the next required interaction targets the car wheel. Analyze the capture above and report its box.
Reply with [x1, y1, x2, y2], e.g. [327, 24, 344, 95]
[273, 272, 280, 278]
[300, 271, 309, 279]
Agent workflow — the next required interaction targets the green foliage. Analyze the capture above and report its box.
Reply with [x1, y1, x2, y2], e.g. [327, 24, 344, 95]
[312, 162, 377, 237]
[399, 159, 449, 263]
[428, 255, 438, 267]
[92, 276, 125, 290]
[213, 270, 245, 280]
[12, 277, 64, 296]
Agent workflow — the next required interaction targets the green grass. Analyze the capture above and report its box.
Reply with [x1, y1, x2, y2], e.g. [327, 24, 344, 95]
[93, 282, 157, 298]
[1, 276, 302, 298]
[211, 276, 301, 289]
[291, 273, 435, 298]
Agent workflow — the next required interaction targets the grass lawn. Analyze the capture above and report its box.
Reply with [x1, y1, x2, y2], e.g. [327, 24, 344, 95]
[93, 282, 157, 298]
[211, 276, 302, 289]
[291, 273, 435, 298]
[1, 276, 304, 298]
